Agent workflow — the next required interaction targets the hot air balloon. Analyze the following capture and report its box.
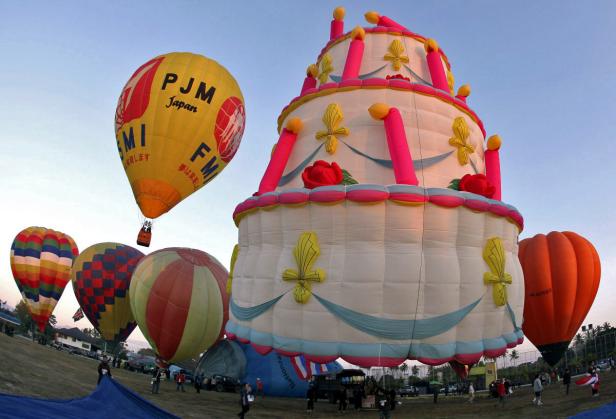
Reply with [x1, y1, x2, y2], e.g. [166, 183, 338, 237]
[196, 339, 342, 397]
[129, 248, 229, 364]
[10, 227, 79, 332]
[519, 231, 601, 366]
[114, 52, 246, 247]
[227, 9, 527, 368]
[71, 243, 144, 343]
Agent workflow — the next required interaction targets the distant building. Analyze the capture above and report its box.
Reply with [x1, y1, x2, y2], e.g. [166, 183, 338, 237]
[0, 312, 21, 334]
[55, 327, 101, 352]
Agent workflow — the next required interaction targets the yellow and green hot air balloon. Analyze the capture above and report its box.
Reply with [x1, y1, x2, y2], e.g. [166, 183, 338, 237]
[115, 52, 246, 246]
[129, 248, 229, 364]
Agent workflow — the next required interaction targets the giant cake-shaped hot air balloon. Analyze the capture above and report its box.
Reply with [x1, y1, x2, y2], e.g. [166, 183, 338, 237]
[226, 9, 525, 367]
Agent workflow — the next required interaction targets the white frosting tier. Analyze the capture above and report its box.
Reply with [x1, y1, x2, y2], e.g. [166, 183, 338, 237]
[228, 195, 524, 364]
[316, 31, 449, 88]
[278, 88, 485, 190]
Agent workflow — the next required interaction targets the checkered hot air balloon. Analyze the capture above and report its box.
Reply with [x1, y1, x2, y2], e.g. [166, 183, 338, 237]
[71, 243, 144, 343]
[129, 248, 229, 364]
[10, 227, 79, 332]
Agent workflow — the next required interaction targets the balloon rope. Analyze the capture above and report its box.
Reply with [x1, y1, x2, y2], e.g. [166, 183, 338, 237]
[407, 35, 428, 361]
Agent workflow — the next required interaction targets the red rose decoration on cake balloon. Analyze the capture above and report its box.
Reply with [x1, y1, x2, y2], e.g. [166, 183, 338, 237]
[459, 174, 496, 198]
[302, 160, 343, 189]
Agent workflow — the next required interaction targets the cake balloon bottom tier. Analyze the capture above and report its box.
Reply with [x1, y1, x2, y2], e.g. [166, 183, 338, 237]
[227, 185, 525, 367]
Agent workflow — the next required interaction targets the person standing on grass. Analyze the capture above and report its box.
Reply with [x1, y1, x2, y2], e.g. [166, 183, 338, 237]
[151, 367, 162, 394]
[338, 386, 347, 412]
[97, 358, 112, 385]
[496, 380, 506, 406]
[194, 373, 203, 393]
[306, 385, 316, 414]
[238, 383, 252, 418]
[590, 372, 600, 397]
[176, 370, 186, 392]
[468, 382, 475, 403]
[533, 374, 543, 406]
[563, 368, 571, 395]
[353, 387, 362, 410]
[256, 377, 264, 399]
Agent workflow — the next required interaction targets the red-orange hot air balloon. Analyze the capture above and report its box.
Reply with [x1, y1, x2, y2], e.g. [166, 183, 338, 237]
[129, 248, 229, 364]
[519, 231, 600, 366]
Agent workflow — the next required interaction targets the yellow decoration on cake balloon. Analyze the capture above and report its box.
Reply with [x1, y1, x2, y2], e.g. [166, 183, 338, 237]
[487, 134, 502, 151]
[483, 237, 512, 307]
[285, 117, 303, 134]
[384, 39, 409, 71]
[449, 117, 475, 165]
[424, 38, 439, 53]
[368, 103, 391, 120]
[365, 11, 380, 24]
[282, 232, 326, 304]
[315, 103, 349, 154]
[226, 244, 239, 295]
[318, 54, 334, 84]
[333, 6, 345, 21]
[351, 26, 366, 40]
[307, 64, 319, 78]
[447, 70, 455, 95]
[457, 84, 471, 98]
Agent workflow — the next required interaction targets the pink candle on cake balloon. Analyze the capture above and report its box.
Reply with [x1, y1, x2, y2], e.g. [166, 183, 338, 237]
[341, 26, 366, 80]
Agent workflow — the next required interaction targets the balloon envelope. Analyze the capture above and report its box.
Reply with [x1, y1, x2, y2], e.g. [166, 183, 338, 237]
[129, 248, 229, 363]
[115, 52, 246, 220]
[196, 339, 342, 397]
[519, 231, 600, 365]
[10, 227, 79, 331]
[71, 243, 144, 343]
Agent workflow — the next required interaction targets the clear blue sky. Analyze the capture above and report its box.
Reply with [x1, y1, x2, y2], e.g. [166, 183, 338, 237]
[1, 1, 615, 352]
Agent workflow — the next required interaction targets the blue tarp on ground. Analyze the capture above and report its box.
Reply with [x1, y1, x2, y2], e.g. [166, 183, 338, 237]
[0, 376, 178, 419]
[571, 401, 616, 418]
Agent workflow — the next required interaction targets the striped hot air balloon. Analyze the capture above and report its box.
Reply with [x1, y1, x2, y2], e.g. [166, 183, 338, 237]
[71, 243, 144, 343]
[10, 227, 79, 332]
[129, 248, 229, 363]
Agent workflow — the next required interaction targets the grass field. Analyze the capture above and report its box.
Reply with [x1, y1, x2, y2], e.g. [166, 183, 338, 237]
[0, 333, 614, 418]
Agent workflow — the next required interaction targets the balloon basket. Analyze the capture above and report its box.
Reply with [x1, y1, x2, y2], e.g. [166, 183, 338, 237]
[137, 222, 152, 247]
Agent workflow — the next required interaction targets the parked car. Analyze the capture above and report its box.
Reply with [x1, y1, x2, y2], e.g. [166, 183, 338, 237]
[313, 369, 365, 403]
[208, 375, 240, 393]
[596, 361, 610, 371]
[397, 385, 419, 397]
[126, 355, 156, 373]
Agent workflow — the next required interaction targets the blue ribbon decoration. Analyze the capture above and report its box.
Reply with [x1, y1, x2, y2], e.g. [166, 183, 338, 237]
[329, 65, 388, 83]
[403, 65, 432, 86]
[312, 293, 482, 341]
[230, 294, 286, 321]
[506, 302, 521, 331]
[342, 141, 453, 170]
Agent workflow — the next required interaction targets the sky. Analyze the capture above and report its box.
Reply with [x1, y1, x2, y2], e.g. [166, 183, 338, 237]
[1, 1, 615, 354]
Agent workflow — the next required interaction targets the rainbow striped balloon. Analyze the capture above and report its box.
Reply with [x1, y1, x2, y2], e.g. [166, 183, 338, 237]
[129, 248, 229, 363]
[10, 227, 79, 332]
[71, 243, 144, 343]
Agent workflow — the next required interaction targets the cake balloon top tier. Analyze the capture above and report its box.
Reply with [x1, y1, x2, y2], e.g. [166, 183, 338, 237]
[313, 9, 455, 94]
[257, 8, 504, 201]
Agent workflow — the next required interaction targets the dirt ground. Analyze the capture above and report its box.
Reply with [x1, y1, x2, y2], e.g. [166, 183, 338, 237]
[0, 334, 615, 418]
